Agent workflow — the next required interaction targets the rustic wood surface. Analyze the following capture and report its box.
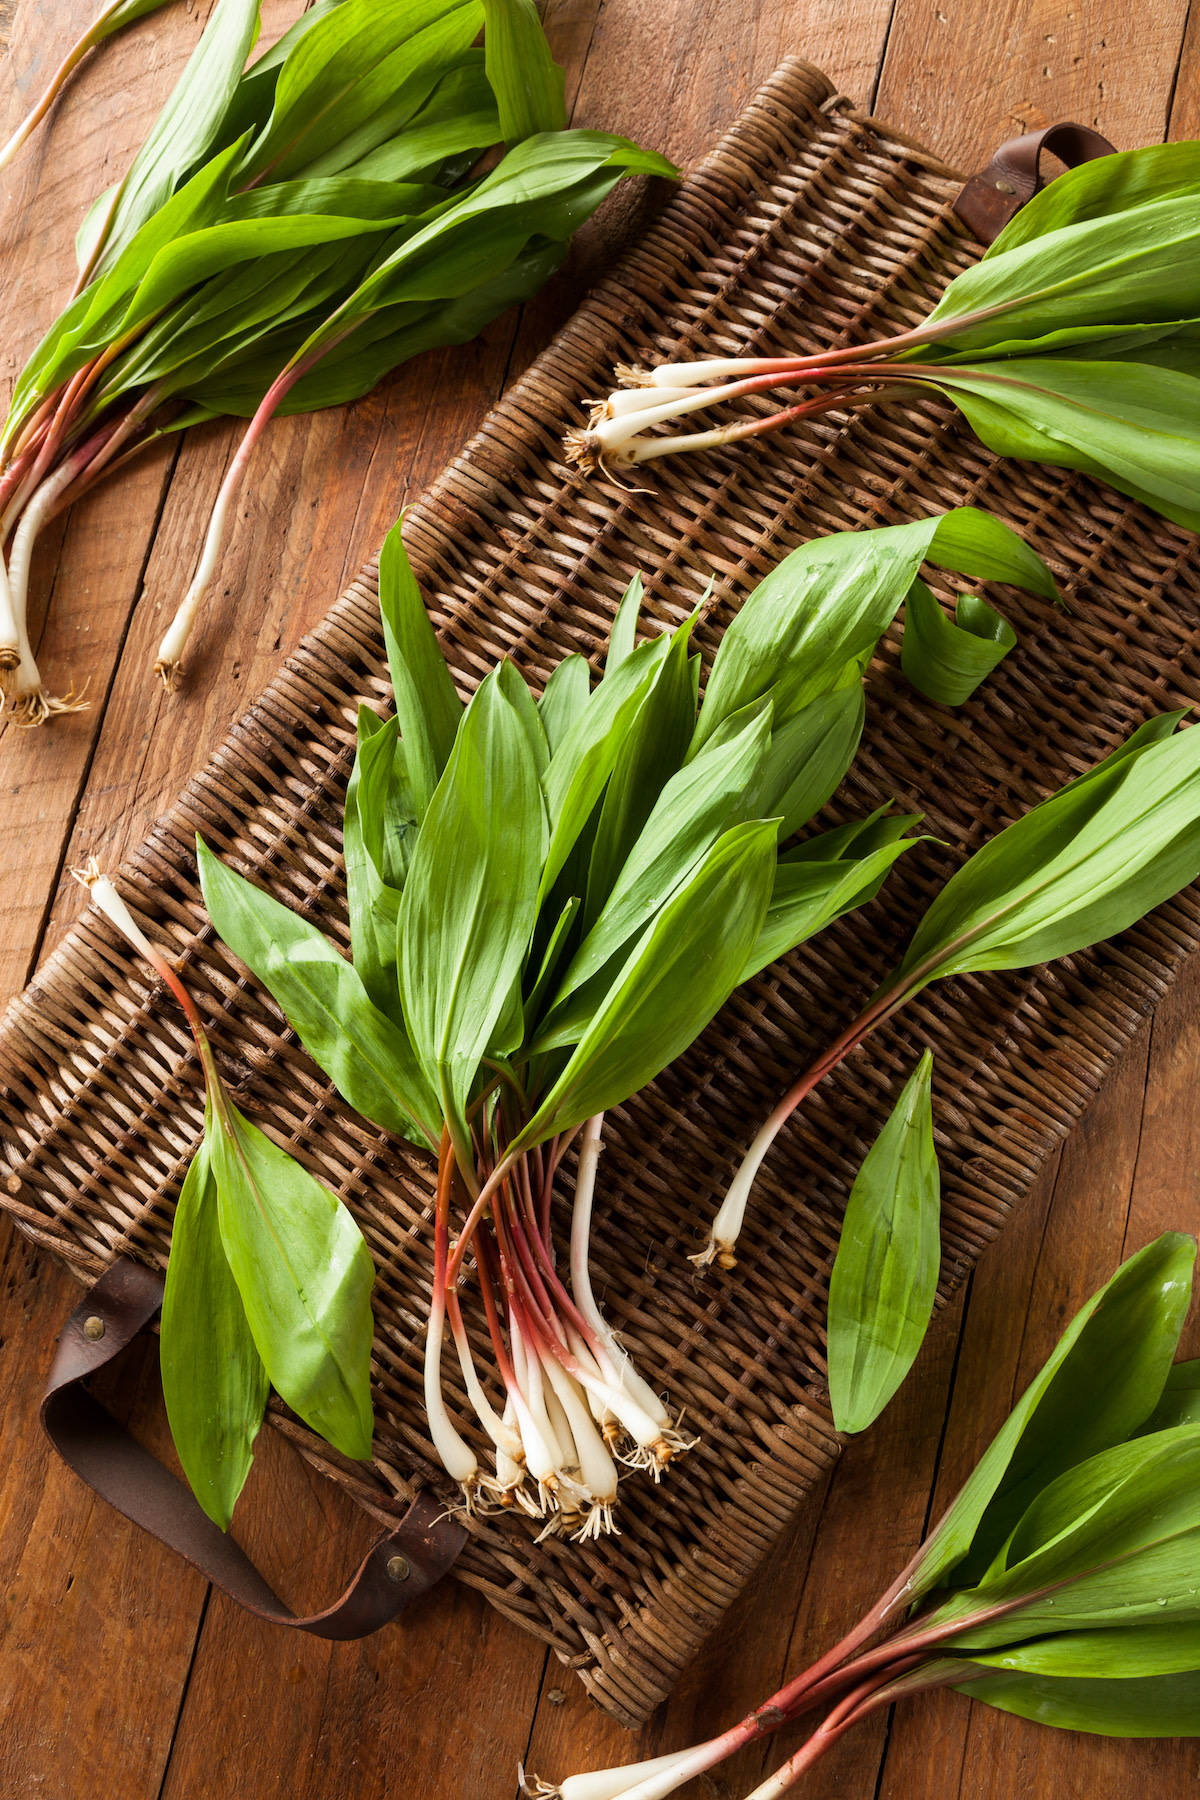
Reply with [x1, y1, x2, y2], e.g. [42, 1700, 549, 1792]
[1, 1, 1198, 1795]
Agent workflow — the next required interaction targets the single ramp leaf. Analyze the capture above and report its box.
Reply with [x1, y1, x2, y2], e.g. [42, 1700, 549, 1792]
[398, 666, 544, 1138]
[901, 579, 1017, 707]
[378, 521, 462, 817]
[481, 0, 566, 142]
[211, 1101, 375, 1459]
[827, 1049, 941, 1433]
[198, 838, 439, 1149]
[160, 1123, 268, 1531]
[951, 1663, 1200, 1738]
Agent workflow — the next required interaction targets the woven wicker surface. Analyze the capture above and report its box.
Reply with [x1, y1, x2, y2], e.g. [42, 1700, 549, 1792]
[5, 57, 1200, 1728]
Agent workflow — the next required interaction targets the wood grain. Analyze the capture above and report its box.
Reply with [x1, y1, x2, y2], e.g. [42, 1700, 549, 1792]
[874, 0, 1192, 169]
[1, 2, 1198, 1797]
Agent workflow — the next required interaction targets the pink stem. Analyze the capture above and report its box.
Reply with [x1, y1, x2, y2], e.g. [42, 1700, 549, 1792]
[155, 339, 353, 681]
[0, 438, 42, 526]
[743, 1657, 930, 1799]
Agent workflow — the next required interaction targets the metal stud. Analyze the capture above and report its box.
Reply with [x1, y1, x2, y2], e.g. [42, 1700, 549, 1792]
[386, 1554, 411, 1582]
[83, 1315, 106, 1340]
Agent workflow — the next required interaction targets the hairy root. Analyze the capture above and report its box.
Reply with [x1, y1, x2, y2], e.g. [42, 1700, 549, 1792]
[562, 426, 600, 471]
[688, 1238, 736, 1271]
[571, 1500, 618, 1542]
[517, 1762, 560, 1798]
[5, 680, 90, 728]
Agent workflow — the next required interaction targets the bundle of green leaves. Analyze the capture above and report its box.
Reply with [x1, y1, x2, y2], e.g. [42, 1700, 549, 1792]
[566, 142, 1200, 536]
[702, 708, 1200, 1436]
[0, 0, 675, 722]
[189, 505, 1052, 1537]
[538, 1232, 1200, 1800]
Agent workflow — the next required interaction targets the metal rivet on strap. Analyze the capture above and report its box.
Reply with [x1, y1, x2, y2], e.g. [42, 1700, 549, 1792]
[994, 178, 1016, 193]
[83, 1315, 106, 1341]
[385, 1554, 410, 1583]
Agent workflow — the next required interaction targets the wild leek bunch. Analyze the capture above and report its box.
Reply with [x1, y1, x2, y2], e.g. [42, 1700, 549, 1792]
[0, 0, 674, 720]
[196, 507, 1052, 1536]
[535, 1232, 1200, 1798]
[566, 143, 1200, 536]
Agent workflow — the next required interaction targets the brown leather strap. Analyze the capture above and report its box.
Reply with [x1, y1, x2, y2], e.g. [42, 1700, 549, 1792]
[41, 1257, 466, 1639]
[954, 122, 1117, 244]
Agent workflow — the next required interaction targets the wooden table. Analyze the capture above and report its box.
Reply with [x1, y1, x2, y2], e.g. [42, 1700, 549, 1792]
[1, 2, 1198, 1795]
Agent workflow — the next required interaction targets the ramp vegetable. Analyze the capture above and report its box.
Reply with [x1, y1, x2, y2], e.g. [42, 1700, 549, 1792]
[0, 0, 675, 720]
[567, 143, 1200, 539]
[197, 507, 1049, 1532]
[536, 1233, 1200, 1799]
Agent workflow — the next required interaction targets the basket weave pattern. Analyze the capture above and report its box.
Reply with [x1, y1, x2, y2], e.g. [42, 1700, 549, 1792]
[5, 60, 1200, 1726]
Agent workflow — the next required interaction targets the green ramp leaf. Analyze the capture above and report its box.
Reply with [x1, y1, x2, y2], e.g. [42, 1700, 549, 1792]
[91, 0, 262, 283]
[538, 653, 591, 752]
[951, 1663, 1200, 1738]
[895, 718, 1200, 991]
[210, 1100, 375, 1459]
[344, 707, 406, 1027]
[515, 818, 778, 1147]
[237, 0, 482, 186]
[398, 666, 544, 1150]
[827, 1048, 940, 1434]
[539, 631, 675, 898]
[981, 141, 1200, 259]
[160, 1122, 268, 1531]
[691, 507, 1052, 754]
[901, 580, 1017, 707]
[548, 698, 773, 1015]
[921, 359, 1200, 536]
[742, 685, 865, 843]
[584, 615, 697, 927]
[378, 520, 462, 817]
[1135, 1357, 1200, 1434]
[910, 1231, 1195, 1597]
[482, 0, 567, 142]
[931, 1425, 1200, 1647]
[953, 1619, 1200, 1682]
[197, 837, 440, 1150]
[738, 832, 923, 984]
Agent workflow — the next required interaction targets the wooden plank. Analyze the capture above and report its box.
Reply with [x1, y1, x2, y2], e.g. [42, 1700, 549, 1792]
[874, 0, 1192, 171]
[156, 1424, 548, 1800]
[0, 3, 1196, 1799]
[1167, 7, 1200, 141]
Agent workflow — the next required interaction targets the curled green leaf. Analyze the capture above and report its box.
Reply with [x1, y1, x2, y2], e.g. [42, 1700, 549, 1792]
[901, 579, 1017, 707]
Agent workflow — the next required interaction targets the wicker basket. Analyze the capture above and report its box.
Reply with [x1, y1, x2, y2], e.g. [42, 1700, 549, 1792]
[5, 58, 1200, 1727]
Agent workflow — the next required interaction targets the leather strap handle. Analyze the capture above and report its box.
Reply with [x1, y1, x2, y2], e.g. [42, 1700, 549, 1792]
[954, 122, 1117, 244]
[41, 1257, 466, 1639]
